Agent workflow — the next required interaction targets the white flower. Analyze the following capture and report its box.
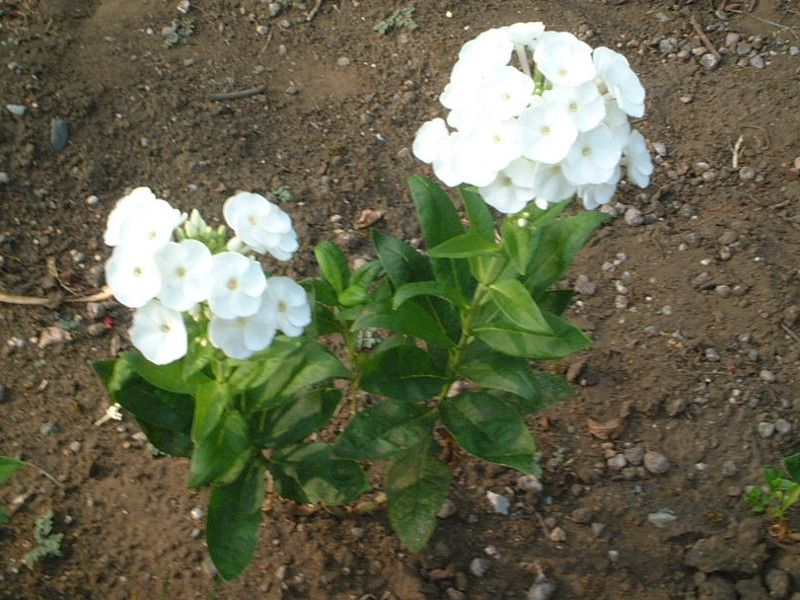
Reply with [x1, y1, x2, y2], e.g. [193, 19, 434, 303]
[578, 166, 622, 210]
[208, 299, 278, 360]
[223, 192, 299, 261]
[593, 47, 645, 118]
[461, 119, 524, 176]
[602, 96, 632, 141]
[104, 188, 184, 251]
[431, 131, 475, 187]
[502, 22, 545, 48]
[476, 66, 535, 122]
[479, 172, 535, 214]
[208, 252, 267, 319]
[519, 99, 578, 164]
[529, 162, 578, 206]
[543, 82, 606, 132]
[154, 240, 213, 311]
[561, 124, 624, 185]
[261, 276, 311, 337]
[105, 246, 162, 308]
[413, 118, 450, 164]
[458, 28, 514, 70]
[534, 31, 596, 87]
[623, 129, 654, 188]
[130, 300, 187, 365]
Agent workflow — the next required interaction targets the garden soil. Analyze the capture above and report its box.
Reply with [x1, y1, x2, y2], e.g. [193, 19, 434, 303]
[2, 0, 800, 598]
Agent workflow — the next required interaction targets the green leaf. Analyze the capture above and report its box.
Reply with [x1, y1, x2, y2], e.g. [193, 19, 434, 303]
[502, 220, 533, 275]
[138, 421, 193, 457]
[304, 277, 339, 306]
[227, 338, 303, 392]
[0, 456, 25, 486]
[457, 344, 574, 413]
[182, 338, 216, 380]
[473, 310, 591, 360]
[535, 289, 576, 315]
[270, 443, 369, 505]
[408, 175, 472, 298]
[488, 278, 553, 334]
[440, 392, 539, 474]
[353, 298, 455, 348]
[334, 399, 435, 461]
[784, 453, 800, 482]
[393, 281, 467, 310]
[428, 231, 501, 259]
[372, 230, 433, 286]
[314, 241, 349, 293]
[528, 197, 571, 226]
[207, 461, 265, 581]
[0, 508, 8, 525]
[350, 260, 383, 288]
[274, 344, 349, 401]
[525, 212, 609, 294]
[256, 389, 341, 448]
[386, 442, 451, 553]
[122, 350, 209, 395]
[361, 344, 446, 402]
[460, 186, 495, 240]
[192, 381, 231, 442]
[338, 284, 368, 307]
[189, 410, 252, 488]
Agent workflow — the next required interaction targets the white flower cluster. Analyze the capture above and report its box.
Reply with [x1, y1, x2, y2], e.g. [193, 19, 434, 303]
[104, 188, 310, 364]
[412, 24, 654, 214]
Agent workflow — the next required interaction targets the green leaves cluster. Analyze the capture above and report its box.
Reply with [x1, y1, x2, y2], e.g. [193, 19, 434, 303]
[0, 456, 25, 525]
[93, 336, 358, 581]
[93, 176, 606, 579]
[746, 453, 800, 520]
[22, 511, 63, 569]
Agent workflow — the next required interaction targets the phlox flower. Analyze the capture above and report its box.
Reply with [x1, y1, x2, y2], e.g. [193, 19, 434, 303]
[261, 276, 311, 337]
[223, 192, 299, 261]
[534, 31, 596, 87]
[593, 47, 645, 118]
[457, 28, 514, 71]
[502, 22, 545, 48]
[529, 162, 578, 207]
[519, 99, 578, 165]
[623, 129, 654, 188]
[479, 170, 535, 215]
[476, 66, 535, 122]
[543, 82, 606, 133]
[208, 252, 267, 319]
[412, 118, 449, 164]
[208, 299, 278, 360]
[105, 246, 162, 308]
[578, 166, 622, 210]
[154, 240, 213, 311]
[130, 300, 187, 365]
[561, 124, 623, 185]
[461, 119, 524, 177]
[104, 187, 185, 251]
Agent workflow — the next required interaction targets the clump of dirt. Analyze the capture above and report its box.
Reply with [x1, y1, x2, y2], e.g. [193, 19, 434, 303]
[1, 1, 800, 598]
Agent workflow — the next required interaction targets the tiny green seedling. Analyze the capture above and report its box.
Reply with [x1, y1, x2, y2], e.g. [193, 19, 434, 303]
[163, 18, 196, 49]
[746, 452, 800, 540]
[0, 456, 25, 525]
[22, 511, 63, 569]
[271, 185, 294, 203]
[374, 7, 418, 35]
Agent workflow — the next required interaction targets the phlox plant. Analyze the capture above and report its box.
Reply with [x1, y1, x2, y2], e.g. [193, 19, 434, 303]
[93, 22, 652, 580]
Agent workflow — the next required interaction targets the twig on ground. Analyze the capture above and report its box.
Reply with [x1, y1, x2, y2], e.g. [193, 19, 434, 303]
[0, 291, 52, 306]
[208, 85, 266, 101]
[689, 13, 721, 60]
[306, 0, 323, 22]
[0, 285, 112, 307]
[782, 323, 800, 344]
[731, 135, 744, 169]
[27, 462, 62, 487]
[726, 8, 800, 38]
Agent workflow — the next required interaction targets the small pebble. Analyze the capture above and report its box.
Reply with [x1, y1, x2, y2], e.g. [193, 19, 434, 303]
[607, 454, 628, 470]
[517, 474, 543, 493]
[548, 526, 566, 542]
[50, 117, 70, 152]
[40, 422, 60, 435]
[647, 510, 677, 528]
[624, 207, 644, 226]
[749, 55, 765, 69]
[336, 56, 352, 67]
[486, 491, 510, 515]
[190, 507, 204, 520]
[285, 85, 299, 95]
[68, 441, 82, 453]
[527, 579, 556, 600]
[705, 348, 720, 361]
[643, 451, 670, 475]
[758, 421, 776, 438]
[0, 172, 9, 185]
[574, 274, 597, 296]
[759, 369, 776, 383]
[570, 507, 594, 524]
[6, 104, 27, 116]
[790, 46, 800, 57]
[255, 25, 269, 35]
[739, 166, 756, 181]
[776, 418, 792, 435]
[721, 461, 738, 477]
[699, 53, 719, 70]
[624, 447, 645, 465]
[437, 499, 457, 519]
[715, 284, 731, 298]
[469, 558, 489, 577]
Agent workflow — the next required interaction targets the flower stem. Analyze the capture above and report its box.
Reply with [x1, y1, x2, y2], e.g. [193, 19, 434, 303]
[515, 44, 532, 78]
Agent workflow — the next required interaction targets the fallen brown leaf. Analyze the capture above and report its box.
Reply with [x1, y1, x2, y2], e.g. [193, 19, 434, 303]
[586, 417, 622, 440]
[355, 208, 385, 229]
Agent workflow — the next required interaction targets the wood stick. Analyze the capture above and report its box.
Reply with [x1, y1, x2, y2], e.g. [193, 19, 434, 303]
[209, 85, 266, 101]
[689, 13, 721, 60]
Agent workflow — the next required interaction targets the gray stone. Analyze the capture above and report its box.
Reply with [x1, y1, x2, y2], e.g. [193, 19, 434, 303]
[517, 474, 543, 493]
[667, 397, 688, 417]
[658, 39, 677, 54]
[718, 230, 739, 245]
[721, 461, 738, 477]
[607, 454, 627, 470]
[574, 274, 597, 296]
[648, 510, 677, 528]
[699, 53, 719, 70]
[705, 348, 720, 362]
[724, 32, 741, 47]
[759, 369, 776, 383]
[336, 56, 352, 67]
[527, 579, 556, 600]
[765, 569, 790, 599]
[6, 104, 26, 116]
[469, 558, 489, 577]
[757, 422, 775, 438]
[715, 285, 731, 298]
[749, 54, 765, 69]
[570, 507, 594, 524]
[624, 446, 645, 465]
[790, 46, 800, 57]
[776, 418, 792, 435]
[644, 451, 670, 475]
[40, 422, 60, 435]
[50, 118, 69, 152]
[624, 207, 644, 226]
[0, 172, 9, 185]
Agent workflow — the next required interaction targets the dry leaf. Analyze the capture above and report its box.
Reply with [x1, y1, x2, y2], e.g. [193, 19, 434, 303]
[355, 208, 385, 229]
[586, 417, 622, 440]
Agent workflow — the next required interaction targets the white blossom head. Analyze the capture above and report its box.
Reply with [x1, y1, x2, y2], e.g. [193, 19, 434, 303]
[105, 246, 162, 308]
[593, 47, 645, 118]
[533, 31, 596, 87]
[261, 276, 311, 338]
[154, 240, 213, 312]
[223, 192, 299, 261]
[208, 299, 278, 360]
[208, 251, 267, 319]
[130, 300, 187, 365]
[104, 187, 184, 250]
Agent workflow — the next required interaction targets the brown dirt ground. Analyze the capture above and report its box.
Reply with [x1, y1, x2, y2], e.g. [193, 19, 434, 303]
[1, 0, 800, 598]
